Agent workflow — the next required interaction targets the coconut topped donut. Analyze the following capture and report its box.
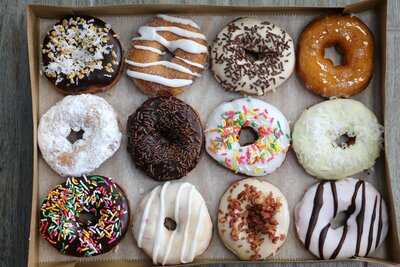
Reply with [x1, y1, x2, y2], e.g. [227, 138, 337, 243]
[42, 16, 123, 94]
[211, 17, 295, 95]
[38, 94, 121, 176]
[126, 14, 208, 96]
[292, 99, 382, 180]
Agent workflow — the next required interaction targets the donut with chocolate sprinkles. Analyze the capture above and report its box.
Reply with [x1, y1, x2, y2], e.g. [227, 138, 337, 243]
[39, 175, 130, 257]
[127, 96, 203, 181]
[211, 17, 295, 96]
[42, 15, 123, 94]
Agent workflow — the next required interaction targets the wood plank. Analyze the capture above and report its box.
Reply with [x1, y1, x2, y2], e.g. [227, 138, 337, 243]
[0, 1, 397, 267]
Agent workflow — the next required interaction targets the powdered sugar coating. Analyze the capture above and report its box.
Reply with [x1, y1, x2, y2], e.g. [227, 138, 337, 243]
[38, 94, 121, 177]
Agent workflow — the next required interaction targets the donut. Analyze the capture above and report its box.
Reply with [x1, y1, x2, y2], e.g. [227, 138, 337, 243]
[39, 175, 130, 257]
[211, 17, 295, 96]
[205, 98, 290, 176]
[38, 94, 122, 177]
[218, 178, 289, 260]
[133, 181, 213, 265]
[295, 178, 388, 259]
[297, 15, 374, 97]
[42, 15, 123, 94]
[127, 96, 203, 181]
[126, 14, 208, 96]
[292, 99, 382, 180]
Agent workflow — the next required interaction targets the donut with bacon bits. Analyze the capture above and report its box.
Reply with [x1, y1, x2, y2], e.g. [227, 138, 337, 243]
[297, 15, 374, 97]
[126, 14, 208, 96]
[218, 178, 290, 260]
[39, 175, 130, 257]
[42, 15, 123, 94]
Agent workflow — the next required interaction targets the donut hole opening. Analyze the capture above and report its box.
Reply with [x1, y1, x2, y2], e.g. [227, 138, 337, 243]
[324, 44, 345, 66]
[244, 48, 263, 62]
[67, 129, 84, 144]
[164, 217, 177, 231]
[158, 128, 179, 144]
[239, 127, 259, 146]
[335, 133, 356, 149]
[330, 211, 351, 229]
[160, 49, 174, 62]
[77, 211, 98, 226]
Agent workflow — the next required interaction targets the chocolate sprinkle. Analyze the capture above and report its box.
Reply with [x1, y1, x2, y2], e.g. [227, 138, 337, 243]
[127, 96, 203, 181]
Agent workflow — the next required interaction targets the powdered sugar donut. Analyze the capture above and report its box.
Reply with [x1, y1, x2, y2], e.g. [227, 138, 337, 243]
[133, 181, 213, 265]
[295, 178, 388, 259]
[205, 98, 290, 176]
[211, 17, 295, 95]
[292, 99, 382, 180]
[38, 94, 121, 176]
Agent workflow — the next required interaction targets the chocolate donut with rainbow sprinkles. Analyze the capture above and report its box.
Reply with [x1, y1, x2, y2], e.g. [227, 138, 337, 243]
[126, 15, 208, 96]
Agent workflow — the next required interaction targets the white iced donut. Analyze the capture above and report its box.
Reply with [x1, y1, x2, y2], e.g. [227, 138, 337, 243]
[38, 94, 121, 176]
[205, 98, 290, 176]
[133, 181, 213, 265]
[218, 178, 290, 260]
[292, 99, 382, 180]
[295, 178, 389, 259]
[211, 17, 295, 95]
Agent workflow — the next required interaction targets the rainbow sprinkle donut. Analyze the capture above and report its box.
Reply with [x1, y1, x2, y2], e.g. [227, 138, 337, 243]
[205, 98, 290, 176]
[39, 175, 130, 257]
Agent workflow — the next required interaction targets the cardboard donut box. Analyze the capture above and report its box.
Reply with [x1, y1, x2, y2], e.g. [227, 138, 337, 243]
[26, 1, 400, 266]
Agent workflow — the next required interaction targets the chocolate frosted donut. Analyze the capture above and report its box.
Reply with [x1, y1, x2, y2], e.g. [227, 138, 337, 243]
[39, 175, 130, 257]
[127, 96, 203, 181]
[42, 15, 123, 94]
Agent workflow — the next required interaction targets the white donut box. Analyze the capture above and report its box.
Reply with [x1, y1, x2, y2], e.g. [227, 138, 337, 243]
[26, 1, 400, 267]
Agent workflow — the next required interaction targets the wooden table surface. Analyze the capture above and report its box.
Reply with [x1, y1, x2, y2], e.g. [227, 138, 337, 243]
[1, 0, 399, 266]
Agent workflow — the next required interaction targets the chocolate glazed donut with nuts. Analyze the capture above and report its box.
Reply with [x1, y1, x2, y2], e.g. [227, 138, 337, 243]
[127, 96, 204, 181]
[42, 15, 124, 94]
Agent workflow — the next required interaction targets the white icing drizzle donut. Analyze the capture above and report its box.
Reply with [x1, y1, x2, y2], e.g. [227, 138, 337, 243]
[127, 15, 208, 95]
[38, 94, 121, 176]
[218, 178, 290, 260]
[211, 17, 295, 95]
[295, 178, 389, 259]
[133, 182, 213, 265]
[292, 99, 382, 180]
[205, 98, 290, 176]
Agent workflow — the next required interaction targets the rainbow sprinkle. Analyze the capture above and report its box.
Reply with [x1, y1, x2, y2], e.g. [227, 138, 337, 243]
[208, 102, 289, 173]
[39, 175, 129, 257]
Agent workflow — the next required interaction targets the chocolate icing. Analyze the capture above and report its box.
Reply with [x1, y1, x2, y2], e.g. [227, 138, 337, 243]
[305, 182, 324, 249]
[127, 96, 203, 181]
[42, 15, 123, 94]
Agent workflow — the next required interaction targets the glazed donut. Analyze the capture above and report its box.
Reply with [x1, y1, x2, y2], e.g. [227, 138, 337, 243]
[297, 15, 374, 97]
[126, 14, 208, 96]
[38, 94, 121, 177]
[205, 98, 290, 176]
[295, 178, 388, 259]
[292, 99, 382, 180]
[211, 17, 295, 95]
[42, 16, 123, 94]
[127, 96, 203, 181]
[39, 175, 130, 257]
[218, 178, 290, 260]
[133, 181, 213, 265]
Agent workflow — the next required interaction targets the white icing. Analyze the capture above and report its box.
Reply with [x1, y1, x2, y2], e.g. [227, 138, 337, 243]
[218, 178, 290, 260]
[37, 94, 121, 177]
[126, 70, 193, 87]
[133, 182, 213, 265]
[132, 26, 207, 54]
[157, 14, 200, 29]
[205, 97, 290, 176]
[295, 178, 389, 259]
[175, 56, 205, 69]
[125, 59, 200, 77]
[133, 45, 165, 55]
[292, 99, 382, 180]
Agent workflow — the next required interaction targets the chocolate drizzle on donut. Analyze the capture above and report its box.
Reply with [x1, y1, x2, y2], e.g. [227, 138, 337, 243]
[42, 16, 123, 94]
[305, 182, 324, 249]
[127, 96, 203, 181]
[211, 18, 293, 95]
[366, 196, 378, 255]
